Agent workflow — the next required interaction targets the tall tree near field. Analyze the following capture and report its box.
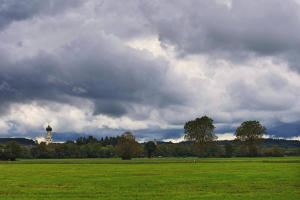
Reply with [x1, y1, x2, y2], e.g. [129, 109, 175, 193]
[116, 132, 141, 160]
[235, 120, 266, 157]
[184, 116, 217, 157]
[144, 141, 157, 158]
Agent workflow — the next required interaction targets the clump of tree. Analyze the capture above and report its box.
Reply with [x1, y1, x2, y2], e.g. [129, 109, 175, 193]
[76, 136, 98, 145]
[116, 132, 142, 160]
[0, 141, 22, 161]
[184, 116, 217, 157]
[264, 145, 285, 157]
[235, 120, 266, 157]
[76, 136, 119, 146]
[144, 141, 157, 158]
[224, 143, 234, 157]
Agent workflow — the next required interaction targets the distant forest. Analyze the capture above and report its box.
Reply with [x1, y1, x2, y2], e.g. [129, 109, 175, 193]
[0, 137, 300, 148]
[1, 136, 299, 161]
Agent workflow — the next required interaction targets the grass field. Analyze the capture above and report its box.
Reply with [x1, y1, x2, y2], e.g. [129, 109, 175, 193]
[0, 157, 299, 199]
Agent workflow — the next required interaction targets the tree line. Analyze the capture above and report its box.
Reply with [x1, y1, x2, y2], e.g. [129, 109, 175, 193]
[1, 116, 300, 161]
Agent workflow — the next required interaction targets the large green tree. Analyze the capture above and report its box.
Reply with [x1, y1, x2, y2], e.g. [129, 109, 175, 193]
[235, 120, 266, 157]
[184, 116, 217, 157]
[116, 132, 141, 160]
[144, 141, 157, 158]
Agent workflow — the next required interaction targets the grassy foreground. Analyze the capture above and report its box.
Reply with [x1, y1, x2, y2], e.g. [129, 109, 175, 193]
[0, 157, 299, 199]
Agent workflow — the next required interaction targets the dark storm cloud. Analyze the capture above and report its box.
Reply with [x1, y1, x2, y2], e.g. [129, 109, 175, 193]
[55, 128, 185, 142]
[141, 0, 300, 70]
[268, 121, 300, 138]
[134, 128, 184, 141]
[0, 0, 81, 30]
[0, 33, 184, 117]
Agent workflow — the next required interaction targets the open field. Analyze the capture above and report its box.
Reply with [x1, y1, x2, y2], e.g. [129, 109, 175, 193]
[1, 157, 300, 199]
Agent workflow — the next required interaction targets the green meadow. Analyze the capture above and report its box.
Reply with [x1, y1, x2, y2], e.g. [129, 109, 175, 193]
[0, 157, 299, 200]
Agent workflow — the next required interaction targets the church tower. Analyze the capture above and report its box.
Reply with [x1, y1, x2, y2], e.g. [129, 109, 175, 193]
[46, 125, 53, 145]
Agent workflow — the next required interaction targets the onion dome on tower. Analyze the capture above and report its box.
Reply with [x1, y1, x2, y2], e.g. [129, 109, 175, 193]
[46, 125, 52, 132]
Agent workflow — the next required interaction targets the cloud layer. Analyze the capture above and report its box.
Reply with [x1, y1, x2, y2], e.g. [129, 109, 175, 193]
[0, 0, 300, 140]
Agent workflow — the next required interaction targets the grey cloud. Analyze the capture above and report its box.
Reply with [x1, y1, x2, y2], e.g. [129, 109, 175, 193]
[3, 0, 300, 67]
[140, 0, 300, 70]
[92, 0, 153, 39]
[0, 0, 81, 30]
[93, 101, 128, 117]
[0, 33, 185, 117]
[227, 73, 297, 111]
[4, 0, 298, 69]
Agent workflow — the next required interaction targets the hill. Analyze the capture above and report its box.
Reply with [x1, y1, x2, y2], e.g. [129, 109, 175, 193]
[0, 138, 36, 146]
[160, 138, 300, 148]
[216, 138, 300, 148]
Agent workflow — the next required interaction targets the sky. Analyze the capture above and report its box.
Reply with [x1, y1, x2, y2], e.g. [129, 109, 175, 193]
[0, 0, 300, 142]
